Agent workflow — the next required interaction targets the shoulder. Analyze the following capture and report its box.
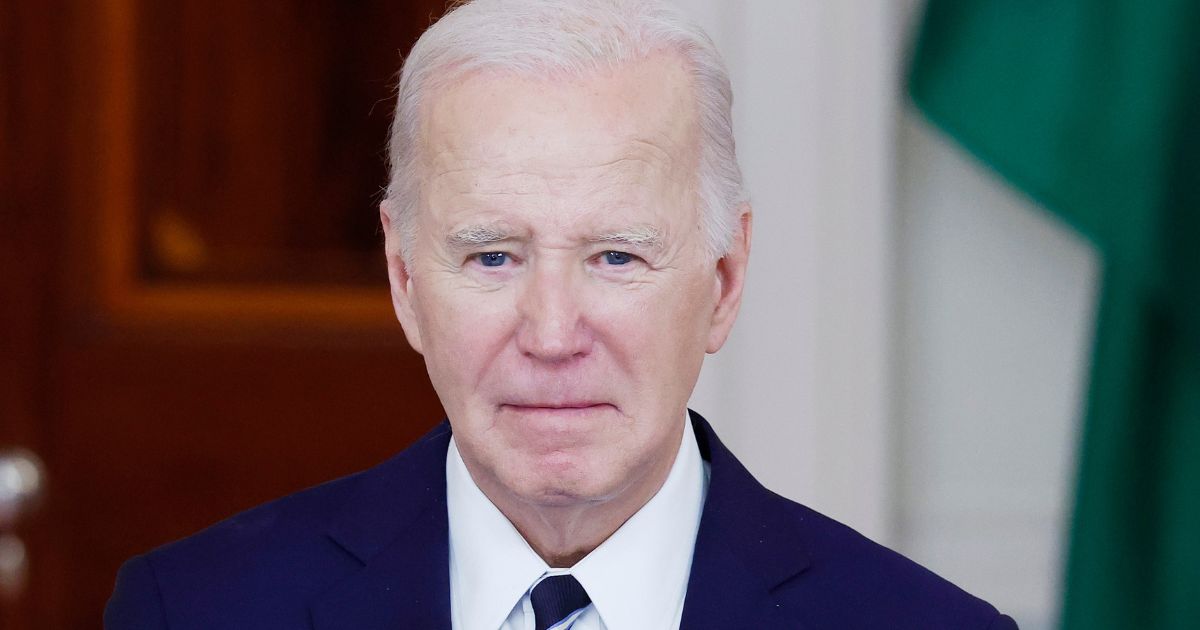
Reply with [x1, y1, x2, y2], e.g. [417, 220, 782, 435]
[105, 422, 452, 629]
[760, 492, 1017, 629]
[106, 467, 368, 629]
[151, 464, 363, 572]
[691, 410, 1016, 628]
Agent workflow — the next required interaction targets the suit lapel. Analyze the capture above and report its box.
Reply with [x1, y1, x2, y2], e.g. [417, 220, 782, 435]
[310, 423, 454, 630]
[681, 411, 815, 630]
[308, 413, 814, 629]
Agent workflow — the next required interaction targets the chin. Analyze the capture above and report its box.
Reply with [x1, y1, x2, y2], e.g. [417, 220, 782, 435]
[510, 456, 618, 507]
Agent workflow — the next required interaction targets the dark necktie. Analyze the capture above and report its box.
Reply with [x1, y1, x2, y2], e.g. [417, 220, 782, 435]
[530, 574, 592, 630]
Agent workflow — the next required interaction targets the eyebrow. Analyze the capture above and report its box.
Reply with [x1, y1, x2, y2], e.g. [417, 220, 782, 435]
[443, 223, 665, 251]
[588, 225, 665, 250]
[445, 224, 511, 251]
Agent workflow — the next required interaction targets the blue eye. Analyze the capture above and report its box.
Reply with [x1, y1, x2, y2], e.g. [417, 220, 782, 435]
[477, 252, 508, 267]
[604, 251, 634, 265]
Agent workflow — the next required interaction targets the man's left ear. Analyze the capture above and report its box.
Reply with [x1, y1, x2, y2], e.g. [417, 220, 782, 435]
[707, 205, 752, 353]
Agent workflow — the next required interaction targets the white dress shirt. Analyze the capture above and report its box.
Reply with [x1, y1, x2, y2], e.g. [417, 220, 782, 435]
[447, 414, 709, 630]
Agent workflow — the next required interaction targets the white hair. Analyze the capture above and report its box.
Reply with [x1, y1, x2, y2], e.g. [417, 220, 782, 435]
[385, 0, 746, 262]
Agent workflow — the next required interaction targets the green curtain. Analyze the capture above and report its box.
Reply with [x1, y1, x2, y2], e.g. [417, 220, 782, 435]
[908, 1, 1200, 628]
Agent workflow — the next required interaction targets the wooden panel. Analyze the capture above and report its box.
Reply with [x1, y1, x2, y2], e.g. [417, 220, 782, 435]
[3, 1, 451, 627]
[130, 1, 435, 289]
[0, 1, 71, 625]
[85, 0, 448, 335]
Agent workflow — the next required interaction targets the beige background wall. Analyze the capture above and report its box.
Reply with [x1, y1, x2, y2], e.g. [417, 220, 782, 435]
[680, 2, 1099, 628]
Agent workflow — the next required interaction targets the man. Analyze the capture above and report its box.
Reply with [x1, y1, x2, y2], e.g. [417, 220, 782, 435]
[107, 1, 1018, 628]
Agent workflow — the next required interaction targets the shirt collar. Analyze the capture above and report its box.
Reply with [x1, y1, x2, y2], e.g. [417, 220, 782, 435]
[446, 413, 708, 630]
[447, 437, 548, 630]
[572, 415, 708, 629]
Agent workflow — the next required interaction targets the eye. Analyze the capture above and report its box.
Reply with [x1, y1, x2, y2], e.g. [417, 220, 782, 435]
[602, 251, 635, 266]
[476, 252, 508, 267]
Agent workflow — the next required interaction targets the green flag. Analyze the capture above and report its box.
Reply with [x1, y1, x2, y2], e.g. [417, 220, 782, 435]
[908, 2, 1200, 629]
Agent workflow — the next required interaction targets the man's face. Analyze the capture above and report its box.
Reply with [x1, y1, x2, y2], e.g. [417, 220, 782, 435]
[384, 53, 748, 511]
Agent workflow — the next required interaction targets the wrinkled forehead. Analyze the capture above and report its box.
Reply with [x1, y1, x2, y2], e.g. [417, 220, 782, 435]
[416, 51, 700, 184]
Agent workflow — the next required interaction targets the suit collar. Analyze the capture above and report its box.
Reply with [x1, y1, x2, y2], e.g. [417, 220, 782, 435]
[681, 410, 813, 629]
[324, 422, 452, 564]
[309, 412, 813, 630]
[311, 422, 453, 630]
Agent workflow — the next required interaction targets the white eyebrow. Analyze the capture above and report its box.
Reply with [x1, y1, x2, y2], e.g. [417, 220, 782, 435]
[444, 223, 664, 251]
[588, 225, 665, 250]
[445, 224, 511, 250]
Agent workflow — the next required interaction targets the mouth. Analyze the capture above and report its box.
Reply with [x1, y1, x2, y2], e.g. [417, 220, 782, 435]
[500, 402, 611, 412]
[497, 403, 616, 445]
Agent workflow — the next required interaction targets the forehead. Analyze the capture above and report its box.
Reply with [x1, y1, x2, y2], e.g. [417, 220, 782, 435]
[416, 52, 699, 212]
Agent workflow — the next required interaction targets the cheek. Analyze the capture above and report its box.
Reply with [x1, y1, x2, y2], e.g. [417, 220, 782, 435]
[591, 275, 715, 374]
[414, 283, 519, 395]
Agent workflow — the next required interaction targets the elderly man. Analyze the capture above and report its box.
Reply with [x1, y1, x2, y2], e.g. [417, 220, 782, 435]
[106, 1, 1016, 628]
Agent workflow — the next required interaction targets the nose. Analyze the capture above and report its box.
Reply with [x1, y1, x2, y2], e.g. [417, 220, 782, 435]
[515, 260, 593, 362]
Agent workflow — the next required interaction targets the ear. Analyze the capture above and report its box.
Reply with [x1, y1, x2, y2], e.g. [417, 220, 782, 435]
[380, 200, 424, 354]
[706, 205, 752, 353]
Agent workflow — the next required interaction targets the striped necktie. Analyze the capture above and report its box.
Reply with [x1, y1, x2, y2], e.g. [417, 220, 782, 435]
[531, 574, 591, 630]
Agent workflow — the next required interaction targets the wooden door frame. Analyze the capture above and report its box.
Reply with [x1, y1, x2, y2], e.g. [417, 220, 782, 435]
[0, 2, 77, 625]
[4, 3, 456, 624]
[75, 0, 400, 344]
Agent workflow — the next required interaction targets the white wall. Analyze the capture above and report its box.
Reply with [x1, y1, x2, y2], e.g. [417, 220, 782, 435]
[894, 111, 1097, 629]
[680, 2, 1099, 628]
[682, 0, 899, 544]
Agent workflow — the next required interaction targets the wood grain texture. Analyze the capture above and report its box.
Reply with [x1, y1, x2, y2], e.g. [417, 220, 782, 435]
[3, 1, 451, 626]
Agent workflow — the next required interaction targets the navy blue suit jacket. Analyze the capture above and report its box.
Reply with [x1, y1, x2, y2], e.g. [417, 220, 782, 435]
[106, 411, 1018, 629]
